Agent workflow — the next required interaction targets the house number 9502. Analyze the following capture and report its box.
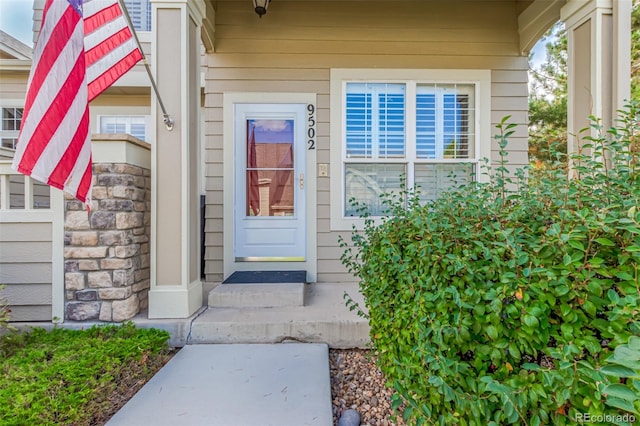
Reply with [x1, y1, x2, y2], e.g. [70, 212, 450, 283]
[307, 104, 316, 150]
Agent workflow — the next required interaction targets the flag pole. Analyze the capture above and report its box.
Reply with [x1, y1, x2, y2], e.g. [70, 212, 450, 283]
[117, 0, 175, 131]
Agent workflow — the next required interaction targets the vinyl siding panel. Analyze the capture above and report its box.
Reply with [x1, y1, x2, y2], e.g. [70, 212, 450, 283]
[0, 221, 53, 321]
[10, 306, 52, 322]
[202, 0, 530, 284]
[0, 74, 28, 99]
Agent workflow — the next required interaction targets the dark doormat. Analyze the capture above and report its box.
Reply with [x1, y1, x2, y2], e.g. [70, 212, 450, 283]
[223, 270, 307, 284]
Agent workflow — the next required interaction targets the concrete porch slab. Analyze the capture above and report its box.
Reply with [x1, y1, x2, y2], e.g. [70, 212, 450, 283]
[9, 283, 370, 349]
[106, 344, 333, 426]
[191, 282, 370, 348]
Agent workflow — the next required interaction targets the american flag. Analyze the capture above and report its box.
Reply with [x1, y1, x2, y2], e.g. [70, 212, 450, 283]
[12, 0, 143, 204]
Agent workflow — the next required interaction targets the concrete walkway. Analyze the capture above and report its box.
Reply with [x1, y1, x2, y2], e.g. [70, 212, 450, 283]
[106, 343, 333, 426]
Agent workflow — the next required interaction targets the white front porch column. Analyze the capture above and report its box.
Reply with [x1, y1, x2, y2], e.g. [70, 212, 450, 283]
[562, 0, 631, 154]
[148, 0, 204, 318]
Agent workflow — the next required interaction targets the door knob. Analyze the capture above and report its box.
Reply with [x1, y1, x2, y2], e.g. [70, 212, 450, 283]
[299, 173, 304, 189]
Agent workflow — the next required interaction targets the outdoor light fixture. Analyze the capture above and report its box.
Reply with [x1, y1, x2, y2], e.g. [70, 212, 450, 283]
[253, 0, 270, 18]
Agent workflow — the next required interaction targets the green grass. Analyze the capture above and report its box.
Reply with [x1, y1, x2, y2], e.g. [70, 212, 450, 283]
[0, 323, 174, 426]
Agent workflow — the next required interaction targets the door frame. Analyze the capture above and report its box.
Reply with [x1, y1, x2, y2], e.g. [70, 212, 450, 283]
[223, 93, 317, 282]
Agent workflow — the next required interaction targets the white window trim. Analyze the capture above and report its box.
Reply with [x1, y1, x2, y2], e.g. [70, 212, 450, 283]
[97, 115, 151, 141]
[93, 106, 151, 142]
[0, 101, 25, 151]
[330, 69, 492, 231]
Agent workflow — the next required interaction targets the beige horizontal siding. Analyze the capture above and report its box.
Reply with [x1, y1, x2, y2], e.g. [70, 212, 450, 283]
[202, 0, 529, 284]
[0, 74, 28, 99]
[0, 241, 52, 262]
[1, 220, 53, 321]
[207, 54, 528, 70]
[9, 306, 52, 322]
[1, 263, 51, 284]
[0, 222, 52, 241]
[1, 284, 52, 304]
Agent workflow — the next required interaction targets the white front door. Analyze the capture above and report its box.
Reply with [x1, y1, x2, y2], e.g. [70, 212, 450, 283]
[234, 103, 307, 261]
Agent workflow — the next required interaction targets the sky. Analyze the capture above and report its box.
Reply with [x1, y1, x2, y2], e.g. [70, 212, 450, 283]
[0, 0, 34, 47]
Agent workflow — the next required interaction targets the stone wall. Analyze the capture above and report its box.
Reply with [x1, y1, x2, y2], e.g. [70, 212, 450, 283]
[63, 137, 151, 322]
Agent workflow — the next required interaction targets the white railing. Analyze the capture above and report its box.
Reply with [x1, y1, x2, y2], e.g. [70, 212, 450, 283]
[0, 161, 53, 211]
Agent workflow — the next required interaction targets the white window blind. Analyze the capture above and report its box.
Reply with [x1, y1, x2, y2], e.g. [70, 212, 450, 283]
[343, 81, 477, 216]
[346, 83, 405, 158]
[123, 0, 152, 32]
[416, 84, 474, 160]
[99, 116, 149, 141]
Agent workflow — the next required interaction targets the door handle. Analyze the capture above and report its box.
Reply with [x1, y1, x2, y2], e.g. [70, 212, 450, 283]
[299, 173, 304, 189]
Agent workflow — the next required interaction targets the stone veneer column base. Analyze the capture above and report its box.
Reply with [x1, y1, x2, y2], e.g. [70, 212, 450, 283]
[148, 280, 203, 319]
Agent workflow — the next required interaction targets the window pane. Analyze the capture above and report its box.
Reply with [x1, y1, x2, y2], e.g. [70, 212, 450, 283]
[346, 83, 405, 159]
[1, 138, 17, 149]
[33, 180, 51, 209]
[9, 174, 25, 209]
[2, 107, 22, 131]
[100, 116, 149, 141]
[414, 163, 474, 202]
[416, 84, 475, 159]
[130, 124, 146, 141]
[346, 93, 372, 157]
[124, 0, 152, 31]
[416, 93, 436, 158]
[379, 93, 405, 157]
[345, 163, 405, 216]
[246, 119, 295, 217]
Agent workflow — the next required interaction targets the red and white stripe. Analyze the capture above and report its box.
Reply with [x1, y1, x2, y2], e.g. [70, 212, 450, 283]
[12, 0, 93, 203]
[84, 0, 143, 102]
[12, 0, 143, 205]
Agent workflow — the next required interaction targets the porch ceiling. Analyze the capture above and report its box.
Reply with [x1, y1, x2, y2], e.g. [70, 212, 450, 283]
[518, 0, 565, 54]
[199, 0, 565, 55]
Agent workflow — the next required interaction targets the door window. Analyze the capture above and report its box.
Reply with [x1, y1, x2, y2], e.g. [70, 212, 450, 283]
[245, 119, 295, 217]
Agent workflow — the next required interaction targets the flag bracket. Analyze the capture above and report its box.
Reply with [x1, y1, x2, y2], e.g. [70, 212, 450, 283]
[119, 0, 175, 132]
[163, 114, 175, 131]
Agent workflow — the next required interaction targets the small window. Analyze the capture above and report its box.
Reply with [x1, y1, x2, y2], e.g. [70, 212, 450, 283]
[99, 115, 149, 141]
[342, 82, 476, 215]
[346, 83, 406, 159]
[123, 0, 152, 32]
[330, 69, 491, 229]
[1, 107, 23, 150]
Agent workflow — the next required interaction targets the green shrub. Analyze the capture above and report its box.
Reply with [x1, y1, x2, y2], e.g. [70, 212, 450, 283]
[600, 336, 640, 416]
[340, 104, 640, 425]
[0, 322, 171, 425]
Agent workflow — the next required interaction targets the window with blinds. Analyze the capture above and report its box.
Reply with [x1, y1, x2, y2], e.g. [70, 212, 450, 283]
[123, 0, 152, 32]
[99, 116, 149, 142]
[343, 81, 476, 216]
[346, 83, 405, 158]
[416, 84, 474, 160]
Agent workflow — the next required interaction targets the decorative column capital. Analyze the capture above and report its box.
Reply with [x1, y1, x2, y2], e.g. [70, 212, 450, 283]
[561, 0, 613, 28]
[149, 0, 206, 23]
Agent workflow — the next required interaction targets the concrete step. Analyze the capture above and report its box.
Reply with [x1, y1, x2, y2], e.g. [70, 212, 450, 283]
[208, 282, 306, 308]
[192, 282, 370, 348]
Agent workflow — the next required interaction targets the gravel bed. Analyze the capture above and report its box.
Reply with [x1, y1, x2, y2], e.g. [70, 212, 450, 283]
[330, 349, 406, 426]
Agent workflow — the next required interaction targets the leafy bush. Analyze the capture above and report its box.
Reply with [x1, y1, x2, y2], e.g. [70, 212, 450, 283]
[600, 336, 640, 416]
[0, 323, 172, 425]
[340, 104, 640, 425]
